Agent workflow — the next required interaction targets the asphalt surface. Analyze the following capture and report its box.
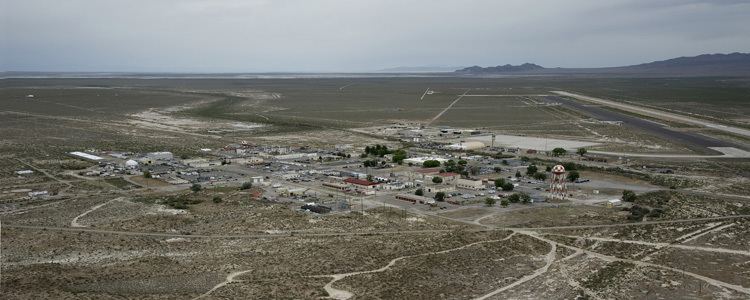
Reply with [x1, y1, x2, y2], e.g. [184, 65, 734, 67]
[545, 96, 739, 153]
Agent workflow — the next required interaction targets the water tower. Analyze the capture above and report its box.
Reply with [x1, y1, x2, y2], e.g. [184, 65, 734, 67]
[549, 164, 567, 200]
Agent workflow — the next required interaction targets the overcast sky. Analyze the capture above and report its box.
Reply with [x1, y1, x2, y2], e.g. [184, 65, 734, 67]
[2, 0, 749, 72]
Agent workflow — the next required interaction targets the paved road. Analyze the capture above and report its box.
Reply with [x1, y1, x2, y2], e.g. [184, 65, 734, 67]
[543, 95, 742, 154]
[589, 148, 750, 158]
[428, 89, 469, 125]
[552, 91, 750, 139]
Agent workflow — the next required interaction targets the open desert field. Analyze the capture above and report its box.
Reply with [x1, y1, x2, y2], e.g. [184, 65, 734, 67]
[2, 76, 750, 299]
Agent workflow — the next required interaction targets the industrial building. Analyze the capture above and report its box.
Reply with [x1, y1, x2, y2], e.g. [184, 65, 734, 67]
[395, 193, 436, 205]
[344, 178, 380, 189]
[425, 184, 454, 193]
[69, 151, 104, 161]
[403, 156, 448, 165]
[447, 141, 486, 150]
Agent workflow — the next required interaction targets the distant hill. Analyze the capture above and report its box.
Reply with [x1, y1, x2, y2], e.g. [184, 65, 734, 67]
[455, 63, 544, 74]
[456, 53, 750, 76]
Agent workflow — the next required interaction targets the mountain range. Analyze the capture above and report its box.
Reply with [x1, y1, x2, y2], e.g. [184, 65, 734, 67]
[456, 53, 750, 76]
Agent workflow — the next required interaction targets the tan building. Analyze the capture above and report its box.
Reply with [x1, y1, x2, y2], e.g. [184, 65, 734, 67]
[455, 178, 484, 190]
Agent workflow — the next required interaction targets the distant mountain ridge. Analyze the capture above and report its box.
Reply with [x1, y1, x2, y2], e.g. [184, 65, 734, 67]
[456, 53, 750, 76]
[456, 63, 543, 74]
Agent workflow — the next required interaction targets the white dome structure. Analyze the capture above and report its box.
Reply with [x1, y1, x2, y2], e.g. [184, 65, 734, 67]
[125, 159, 139, 168]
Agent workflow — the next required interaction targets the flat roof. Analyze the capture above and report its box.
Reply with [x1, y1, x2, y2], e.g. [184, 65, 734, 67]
[344, 178, 379, 186]
[69, 151, 103, 161]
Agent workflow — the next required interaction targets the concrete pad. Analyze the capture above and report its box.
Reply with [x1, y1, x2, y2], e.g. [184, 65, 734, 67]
[709, 147, 750, 158]
[466, 134, 599, 151]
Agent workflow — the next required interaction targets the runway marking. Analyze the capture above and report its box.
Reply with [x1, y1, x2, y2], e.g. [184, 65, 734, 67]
[339, 83, 354, 91]
[419, 87, 430, 100]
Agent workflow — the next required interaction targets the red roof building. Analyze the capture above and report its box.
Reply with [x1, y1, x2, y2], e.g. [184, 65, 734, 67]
[344, 178, 380, 188]
[416, 168, 441, 174]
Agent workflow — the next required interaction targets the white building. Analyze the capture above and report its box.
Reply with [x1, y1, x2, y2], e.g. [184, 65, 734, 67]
[447, 141, 486, 150]
[28, 190, 49, 198]
[381, 182, 407, 191]
[229, 157, 264, 165]
[251, 176, 264, 184]
[403, 156, 449, 165]
[425, 184, 455, 193]
[15, 170, 34, 175]
[281, 172, 301, 180]
[69, 151, 103, 161]
[607, 199, 622, 207]
[273, 153, 318, 160]
[182, 158, 219, 168]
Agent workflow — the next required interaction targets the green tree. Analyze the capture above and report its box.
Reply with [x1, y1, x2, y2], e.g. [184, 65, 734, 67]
[500, 198, 510, 207]
[515, 170, 522, 178]
[577, 148, 588, 156]
[533, 172, 547, 181]
[494, 178, 506, 188]
[526, 164, 538, 175]
[392, 149, 407, 165]
[415, 188, 424, 196]
[545, 165, 552, 172]
[366, 174, 374, 182]
[190, 183, 202, 193]
[485, 197, 496, 207]
[508, 193, 520, 203]
[458, 159, 468, 166]
[567, 170, 580, 182]
[502, 159, 509, 165]
[434, 192, 446, 202]
[422, 160, 441, 168]
[502, 182, 514, 191]
[493, 166, 503, 173]
[240, 182, 253, 190]
[212, 196, 222, 203]
[143, 171, 152, 179]
[432, 176, 443, 184]
[622, 190, 637, 202]
[552, 147, 567, 157]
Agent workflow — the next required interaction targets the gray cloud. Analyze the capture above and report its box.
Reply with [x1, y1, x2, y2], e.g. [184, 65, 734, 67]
[2, 0, 749, 72]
